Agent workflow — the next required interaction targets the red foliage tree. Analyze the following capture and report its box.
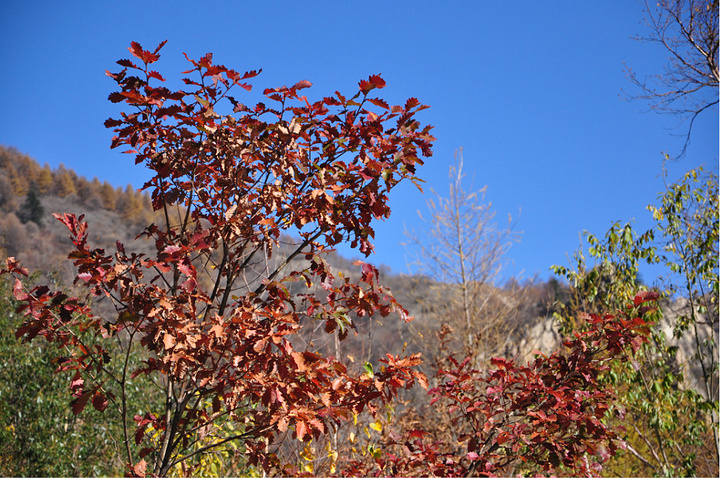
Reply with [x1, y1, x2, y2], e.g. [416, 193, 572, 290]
[341, 291, 660, 477]
[1, 41, 433, 476]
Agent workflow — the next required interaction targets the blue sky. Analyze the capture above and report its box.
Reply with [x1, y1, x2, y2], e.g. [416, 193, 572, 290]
[1, 1, 717, 283]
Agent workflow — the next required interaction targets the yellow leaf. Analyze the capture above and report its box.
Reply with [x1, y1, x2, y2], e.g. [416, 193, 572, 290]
[300, 443, 315, 461]
[370, 421, 382, 432]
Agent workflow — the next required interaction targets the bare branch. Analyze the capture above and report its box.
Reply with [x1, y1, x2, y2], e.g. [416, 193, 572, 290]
[624, 0, 718, 156]
[404, 148, 521, 368]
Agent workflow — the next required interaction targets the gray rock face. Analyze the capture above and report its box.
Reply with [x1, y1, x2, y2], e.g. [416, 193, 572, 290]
[656, 297, 718, 398]
[510, 297, 717, 398]
[515, 315, 562, 362]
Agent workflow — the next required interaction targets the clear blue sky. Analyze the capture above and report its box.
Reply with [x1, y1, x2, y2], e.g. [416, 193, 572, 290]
[1, 1, 717, 283]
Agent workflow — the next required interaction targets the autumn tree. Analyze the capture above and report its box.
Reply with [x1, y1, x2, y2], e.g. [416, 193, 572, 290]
[579, 0, 720, 471]
[116, 184, 145, 223]
[625, 0, 718, 154]
[36, 164, 54, 195]
[4, 162, 29, 197]
[552, 167, 719, 476]
[404, 148, 519, 369]
[52, 164, 78, 197]
[99, 180, 118, 210]
[1, 41, 433, 476]
[341, 292, 661, 477]
[0, 175, 16, 213]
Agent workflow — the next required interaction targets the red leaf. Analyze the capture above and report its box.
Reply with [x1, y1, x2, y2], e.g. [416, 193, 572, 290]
[3, 257, 29, 276]
[240, 69, 261, 80]
[129, 41, 160, 64]
[71, 391, 92, 415]
[134, 426, 145, 445]
[368, 97, 390, 109]
[116, 58, 137, 68]
[359, 74, 386, 94]
[496, 432, 510, 445]
[309, 418, 324, 433]
[129, 41, 145, 60]
[177, 261, 195, 278]
[210, 323, 224, 339]
[163, 333, 176, 350]
[108, 92, 126, 103]
[147, 70, 165, 81]
[152, 40, 168, 55]
[162, 244, 182, 256]
[405, 97, 420, 109]
[104, 117, 123, 128]
[490, 357, 512, 369]
[70, 373, 84, 392]
[293, 80, 313, 90]
[369, 74, 386, 89]
[633, 290, 659, 305]
[77, 272, 92, 282]
[93, 392, 109, 412]
[407, 429, 427, 439]
[132, 459, 147, 478]
[292, 351, 308, 372]
[296, 420, 308, 441]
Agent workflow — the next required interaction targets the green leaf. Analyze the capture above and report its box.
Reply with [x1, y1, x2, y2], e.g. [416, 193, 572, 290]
[363, 362, 374, 376]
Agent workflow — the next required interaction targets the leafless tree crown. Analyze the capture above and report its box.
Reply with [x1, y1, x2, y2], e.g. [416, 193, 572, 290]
[625, 0, 719, 155]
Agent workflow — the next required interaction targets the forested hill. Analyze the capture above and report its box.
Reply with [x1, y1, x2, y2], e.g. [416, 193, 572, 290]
[2, 144, 705, 374]
[1, 145, 716, 477]
[0, 144, 565, 359]
[0, 146, 157, 278]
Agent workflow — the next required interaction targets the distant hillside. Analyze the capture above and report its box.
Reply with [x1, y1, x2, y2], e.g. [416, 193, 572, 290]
[6, 145, 708, 405]
[0, 146, 160, 281]
[0, 145, 570, 370]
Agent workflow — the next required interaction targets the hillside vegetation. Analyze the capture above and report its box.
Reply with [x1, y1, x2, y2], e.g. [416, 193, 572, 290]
[0, 145, 563, 365]
[1, 142, 716, 476]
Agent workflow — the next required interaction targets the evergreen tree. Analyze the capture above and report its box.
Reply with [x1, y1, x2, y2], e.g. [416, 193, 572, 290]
[17, 189, 44, 227]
